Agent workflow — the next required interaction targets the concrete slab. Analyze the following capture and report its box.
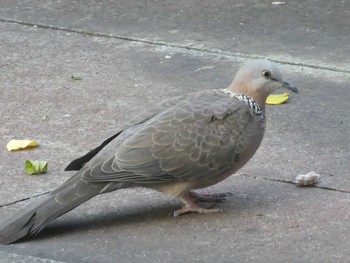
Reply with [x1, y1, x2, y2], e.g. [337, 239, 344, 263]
[0, 0, 349, 71]
[0, 0, 349, 262]
[1, 177, 349, 263]
[0, 251, 66, 263]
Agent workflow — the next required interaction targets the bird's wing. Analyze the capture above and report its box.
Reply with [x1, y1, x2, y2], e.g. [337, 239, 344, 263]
[82, 90, 256, 185]
[64, 94, 190, 171]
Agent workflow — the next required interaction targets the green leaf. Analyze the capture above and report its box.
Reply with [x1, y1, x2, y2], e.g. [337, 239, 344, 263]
[71, 75, 81, 80]
[25, 160, 48, 175]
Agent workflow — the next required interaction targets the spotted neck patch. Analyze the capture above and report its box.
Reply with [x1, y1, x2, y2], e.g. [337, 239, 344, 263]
[219, 89, 265, 126]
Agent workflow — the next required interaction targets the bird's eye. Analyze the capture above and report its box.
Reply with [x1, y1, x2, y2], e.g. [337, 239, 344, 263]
[262, 70, 271, 79]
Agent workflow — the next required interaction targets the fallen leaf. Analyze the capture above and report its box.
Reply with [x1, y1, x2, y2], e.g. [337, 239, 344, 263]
[266, 93, 289, 105]
[71, 75, 81, 80]
[7, 140, 39, 151]
[25, 160, 48, 175]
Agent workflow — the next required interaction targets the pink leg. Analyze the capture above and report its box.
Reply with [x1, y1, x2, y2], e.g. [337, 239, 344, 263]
[173, 190, 231, 217]
[189, 191, 233, 203]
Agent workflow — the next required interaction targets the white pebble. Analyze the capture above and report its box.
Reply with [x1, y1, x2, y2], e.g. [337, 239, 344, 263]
[295, 171, 320, 186]
[272, 2, 286, 5]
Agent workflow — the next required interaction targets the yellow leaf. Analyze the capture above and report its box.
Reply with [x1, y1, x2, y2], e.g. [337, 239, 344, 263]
[6, 140, 39, 151]
[266, 93, 289, 105]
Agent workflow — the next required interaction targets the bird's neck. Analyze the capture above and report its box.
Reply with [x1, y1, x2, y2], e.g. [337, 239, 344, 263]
[228, 82, 267, 112]
[219, 88, 266, 126]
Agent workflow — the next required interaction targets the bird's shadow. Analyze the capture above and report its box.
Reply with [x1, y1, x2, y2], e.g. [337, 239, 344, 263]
[17, 186, 277, 243]
[24, 201, 179, 243]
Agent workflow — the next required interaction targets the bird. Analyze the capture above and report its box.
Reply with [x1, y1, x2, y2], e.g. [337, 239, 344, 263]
[0, 59, 298, 244]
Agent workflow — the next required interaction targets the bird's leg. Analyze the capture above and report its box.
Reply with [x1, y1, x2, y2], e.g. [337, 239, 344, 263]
[189, 190, 233, 203]
[173, 190, 230, 217]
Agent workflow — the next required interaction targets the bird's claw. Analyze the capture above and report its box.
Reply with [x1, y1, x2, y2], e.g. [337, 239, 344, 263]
[173, 190, 231, 217]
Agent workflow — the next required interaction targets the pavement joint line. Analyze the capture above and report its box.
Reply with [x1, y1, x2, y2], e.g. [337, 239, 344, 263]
[2, 173, 349, 209]
[240, 173, 350, 194]
[0, 191, 50, 208]
[1, 18, 350, 74]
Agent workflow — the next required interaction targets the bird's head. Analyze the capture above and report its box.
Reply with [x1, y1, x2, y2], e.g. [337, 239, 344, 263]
[229, 59, 298, 108]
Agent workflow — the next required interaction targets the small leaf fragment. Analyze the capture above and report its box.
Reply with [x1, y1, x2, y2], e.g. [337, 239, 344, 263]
[7, 140, 39, 151]
[71, 75, 81, 80]
[25, 160, 48, 175]
[266, 93, 289, 105]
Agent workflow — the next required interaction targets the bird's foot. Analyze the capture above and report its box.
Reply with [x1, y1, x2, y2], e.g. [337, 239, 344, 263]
[173, 190, 232, 217]
[189, 190, 233, 203]
[173, 204, 223, 217]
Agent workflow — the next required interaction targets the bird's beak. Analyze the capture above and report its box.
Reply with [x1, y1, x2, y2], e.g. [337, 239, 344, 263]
[281, 80, 298, 93]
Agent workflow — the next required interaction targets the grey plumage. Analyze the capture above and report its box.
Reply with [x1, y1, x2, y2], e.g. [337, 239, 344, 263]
[0, 59, 297, 244]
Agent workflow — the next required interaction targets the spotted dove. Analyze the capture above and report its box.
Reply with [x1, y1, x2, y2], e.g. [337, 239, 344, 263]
[0, 59, 298, 244]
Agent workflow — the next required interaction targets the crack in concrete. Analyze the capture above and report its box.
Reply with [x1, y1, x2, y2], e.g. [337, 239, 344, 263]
[1, 18, 350, 74]
[0, 191, 50, 208]
[240, 174, 350, 194]
[1, 173, 348, 209]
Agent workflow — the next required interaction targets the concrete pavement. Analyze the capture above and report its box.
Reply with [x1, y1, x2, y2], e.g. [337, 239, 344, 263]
[0, 0, 349, 262]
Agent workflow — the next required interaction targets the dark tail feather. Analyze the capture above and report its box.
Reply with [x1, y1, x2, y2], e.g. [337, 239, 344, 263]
[0, 175, 105, 244]
[0, 206, 37, 244]
[65, 131, 122, 171]
[0, 196, 53, 244]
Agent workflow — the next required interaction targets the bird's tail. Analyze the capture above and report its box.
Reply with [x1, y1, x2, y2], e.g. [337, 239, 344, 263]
[0, 174, 105, 244]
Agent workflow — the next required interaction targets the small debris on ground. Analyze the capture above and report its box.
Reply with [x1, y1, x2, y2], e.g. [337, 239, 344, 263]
[71, 75, 81, 80]
[272, 2, 286, 5]
[289, 223, 300, 229]
[295, 171, 320, 186]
